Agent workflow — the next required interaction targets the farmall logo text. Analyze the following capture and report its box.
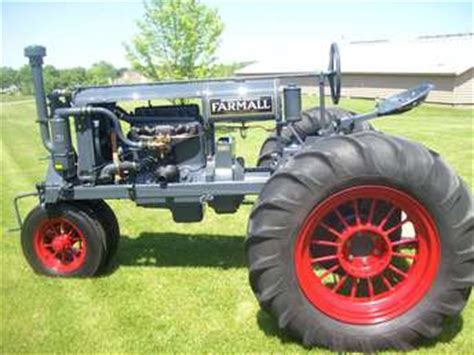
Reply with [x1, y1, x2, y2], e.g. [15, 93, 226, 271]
[209, 96, 273, 116]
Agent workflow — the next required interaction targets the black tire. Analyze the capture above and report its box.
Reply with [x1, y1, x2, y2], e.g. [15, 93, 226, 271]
[21, 203, 108, 277]
[74, 200, 120, 268]
[246, 131, 473, 351]
[257, 106, 372, 168]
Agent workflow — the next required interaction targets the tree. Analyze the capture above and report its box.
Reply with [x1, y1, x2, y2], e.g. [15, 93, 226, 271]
[43, 65, 60, 93]
[0, 67, 18, 89]
[57, 67, 88, 89]
[17, 65, 33, 95]
[125, 0, 224, 81]
[87, 61, 119, 85]
[11, 63, 118, 95]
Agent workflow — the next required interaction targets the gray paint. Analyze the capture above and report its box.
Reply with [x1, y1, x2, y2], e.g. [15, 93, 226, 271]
[24, 45, 53, 152]
[17, 43, 432, 226]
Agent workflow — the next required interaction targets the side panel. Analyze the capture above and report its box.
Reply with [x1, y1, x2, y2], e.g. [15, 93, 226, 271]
[74, 116, 97, 182]
[42, 174, 269, 204]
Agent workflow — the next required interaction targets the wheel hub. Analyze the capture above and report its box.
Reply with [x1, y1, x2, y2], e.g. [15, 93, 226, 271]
[51, 234, 71, 252]
[339, 230, 391, 278]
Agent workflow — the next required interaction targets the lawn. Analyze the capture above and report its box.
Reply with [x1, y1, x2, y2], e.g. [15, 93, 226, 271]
[0, 95, 472, 353]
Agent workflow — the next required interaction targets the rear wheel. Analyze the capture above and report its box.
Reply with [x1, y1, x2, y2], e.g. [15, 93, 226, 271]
[295, 185, 439, 324]
[246, 131, 473, 351]
[21, 203, 107, 277]
[257, 106, 372, 168]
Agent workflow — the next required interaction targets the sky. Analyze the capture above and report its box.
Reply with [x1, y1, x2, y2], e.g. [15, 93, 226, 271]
[1, 1, 472, 69]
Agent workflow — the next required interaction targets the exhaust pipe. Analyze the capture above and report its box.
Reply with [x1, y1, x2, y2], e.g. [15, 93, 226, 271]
[24, 45, 53, 152]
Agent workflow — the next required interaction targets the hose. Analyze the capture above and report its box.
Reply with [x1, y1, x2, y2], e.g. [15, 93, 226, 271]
[99, 161, 138, 180]
[54, 107, 145, 149]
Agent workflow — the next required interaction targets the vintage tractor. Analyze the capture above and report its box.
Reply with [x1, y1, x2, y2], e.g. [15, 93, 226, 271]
[15, 43, 473, 351]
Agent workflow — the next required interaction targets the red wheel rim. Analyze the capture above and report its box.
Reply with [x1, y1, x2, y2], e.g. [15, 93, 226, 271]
[294, 185, 440, 324]
[33, 217, 87, 273]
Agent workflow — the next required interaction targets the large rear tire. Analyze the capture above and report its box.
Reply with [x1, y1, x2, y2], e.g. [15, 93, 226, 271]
[257, 106, 372, 168]
[246, 131, 473, 351]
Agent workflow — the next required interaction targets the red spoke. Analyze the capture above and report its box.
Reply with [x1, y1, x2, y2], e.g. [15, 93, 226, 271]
[311, 255, 338, 264]
[392, 252, 416, 260]
[69, 229, 81, 242]
[319, 264, 340, 280]
[334, 208, 349, 228]
[311, 240, 339, 247]
[320, 222, 343, 239]
[332, 275, 348, 293]
[389, 264, 408, 278]
[54, 225, 62, 237]
[294, 185, 441, 324]
[366, 199, 377, 225]
[352, 199, 361, 224]
[350, 278, 358, 298]
[379, 205, 397, 228]
[66, 228, 76, 239]
[367, 277, 375, 298]
[391, 238, 418, 247]
[46, 227, 59, 238]
[381, 275, 393, 290]
[385, 218, 409, 235]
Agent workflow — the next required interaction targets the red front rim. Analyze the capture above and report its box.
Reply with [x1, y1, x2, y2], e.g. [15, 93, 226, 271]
[33, 217, 87, 273]
[294, 185, 440, 324]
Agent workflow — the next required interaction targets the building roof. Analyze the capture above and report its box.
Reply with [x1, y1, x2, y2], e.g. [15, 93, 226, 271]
[236, 33, 473, 76]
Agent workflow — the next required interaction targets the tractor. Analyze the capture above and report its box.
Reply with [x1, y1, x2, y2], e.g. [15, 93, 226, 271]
[15, 43, 473, 352]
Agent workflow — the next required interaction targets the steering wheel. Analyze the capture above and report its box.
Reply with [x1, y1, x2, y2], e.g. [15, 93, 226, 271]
[327, 43, 341, 105]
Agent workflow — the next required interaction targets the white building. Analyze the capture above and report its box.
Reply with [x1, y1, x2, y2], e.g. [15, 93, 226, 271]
[237, 33, 473, 106]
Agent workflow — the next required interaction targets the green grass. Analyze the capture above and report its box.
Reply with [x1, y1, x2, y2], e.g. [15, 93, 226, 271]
[0, 94, 33, 103]
[1, 96, 473, 353]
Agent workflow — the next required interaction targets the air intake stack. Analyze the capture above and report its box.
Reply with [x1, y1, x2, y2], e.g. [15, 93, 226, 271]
[24, 45, 52, 151]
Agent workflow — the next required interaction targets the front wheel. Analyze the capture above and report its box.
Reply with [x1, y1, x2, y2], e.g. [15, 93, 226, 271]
[21, 203, 108, 277]
[246, 131, 473, 351]
[74, 199, 120, 270]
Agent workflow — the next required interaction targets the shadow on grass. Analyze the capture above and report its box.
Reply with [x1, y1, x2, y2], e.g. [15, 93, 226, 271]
[257, 310, 295, 345]
[257, 309, 464, 351]
[418, 314, 464, 349]
[109, 232, 466, 351]
[115, 232, 246, 269]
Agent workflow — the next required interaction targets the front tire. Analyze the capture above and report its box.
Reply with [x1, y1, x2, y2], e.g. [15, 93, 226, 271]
[21, 203, 108, 277]
[74, 200, 120, 269]
[246, 131, 473, 351]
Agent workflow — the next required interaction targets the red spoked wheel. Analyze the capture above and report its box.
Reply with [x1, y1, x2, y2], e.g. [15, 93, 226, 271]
[247, 132, 473, 350]
[33, 217, 87, 273]
[295, 185, 440, 324]
[22, 204, 107, 277]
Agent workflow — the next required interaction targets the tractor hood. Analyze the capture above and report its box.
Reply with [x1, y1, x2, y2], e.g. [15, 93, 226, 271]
[72, 78, 281, 122]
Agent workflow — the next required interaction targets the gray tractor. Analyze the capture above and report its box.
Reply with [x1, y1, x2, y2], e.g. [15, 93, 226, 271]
[16, 43, 473, 352]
